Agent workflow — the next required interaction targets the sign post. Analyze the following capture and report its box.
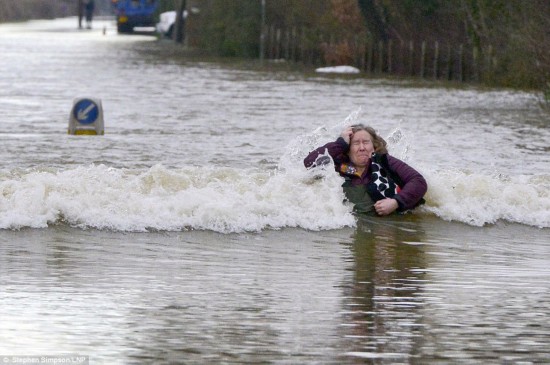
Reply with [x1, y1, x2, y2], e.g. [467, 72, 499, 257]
[68, 97, 104, 135]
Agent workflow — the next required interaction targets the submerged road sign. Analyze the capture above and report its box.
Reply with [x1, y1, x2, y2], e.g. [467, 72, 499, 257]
[68, 97, 104, 135]
[74, 99, 99, 124]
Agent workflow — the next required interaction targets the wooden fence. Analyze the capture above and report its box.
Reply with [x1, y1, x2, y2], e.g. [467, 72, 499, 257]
[263, 25, 496, 82]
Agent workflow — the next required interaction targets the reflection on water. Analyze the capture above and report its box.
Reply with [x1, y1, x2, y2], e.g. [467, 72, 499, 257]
[1, 219, 550, 363]
[341, 216, 428, 362]
[337, 217, 550, 364]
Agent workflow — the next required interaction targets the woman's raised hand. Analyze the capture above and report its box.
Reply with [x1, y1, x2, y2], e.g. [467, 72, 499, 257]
[340, 126, 354, 144]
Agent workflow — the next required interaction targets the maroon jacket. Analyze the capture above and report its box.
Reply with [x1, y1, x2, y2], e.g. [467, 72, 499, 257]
[304, 137, 428, 211]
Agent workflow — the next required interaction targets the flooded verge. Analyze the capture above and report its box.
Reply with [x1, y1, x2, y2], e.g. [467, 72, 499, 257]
[0, 17, 549, 364]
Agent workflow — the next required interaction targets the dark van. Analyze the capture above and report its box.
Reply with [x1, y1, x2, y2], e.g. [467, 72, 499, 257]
[111, 0, 159, 33]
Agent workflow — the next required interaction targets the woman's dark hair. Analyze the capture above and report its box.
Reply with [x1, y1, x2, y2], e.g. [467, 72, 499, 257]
[351, 124, 388, 154]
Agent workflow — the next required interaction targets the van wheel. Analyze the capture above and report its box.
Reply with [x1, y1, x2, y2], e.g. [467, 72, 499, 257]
[117, 23, 133, 33]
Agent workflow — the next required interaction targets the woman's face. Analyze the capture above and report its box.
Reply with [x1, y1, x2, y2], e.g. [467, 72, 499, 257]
[349, 130, 374, 168]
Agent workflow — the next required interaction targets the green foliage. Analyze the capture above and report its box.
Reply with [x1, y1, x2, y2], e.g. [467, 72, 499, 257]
[401, 0, 439, 17]
[2, 0, 549, 92]
[190, 0, 260, 57]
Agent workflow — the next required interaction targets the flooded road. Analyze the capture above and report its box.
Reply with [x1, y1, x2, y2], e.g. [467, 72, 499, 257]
[1, 17, 549, 364]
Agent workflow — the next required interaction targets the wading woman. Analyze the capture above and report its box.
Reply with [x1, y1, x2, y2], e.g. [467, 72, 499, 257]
[304, 124, 427, 216]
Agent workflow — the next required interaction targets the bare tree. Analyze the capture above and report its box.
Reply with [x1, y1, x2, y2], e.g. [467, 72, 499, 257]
[357, 0, 389, 42]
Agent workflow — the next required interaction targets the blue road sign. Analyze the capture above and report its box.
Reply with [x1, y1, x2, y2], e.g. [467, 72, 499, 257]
[73, 99, 99, 124]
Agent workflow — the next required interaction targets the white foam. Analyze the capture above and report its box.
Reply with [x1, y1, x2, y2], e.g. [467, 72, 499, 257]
[1, 112, 548, 232]
[0, 164, 355, 233]
[421, 167, 550, 228]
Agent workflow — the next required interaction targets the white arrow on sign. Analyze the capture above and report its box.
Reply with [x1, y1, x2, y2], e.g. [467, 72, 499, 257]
[77, 103, 96, 120]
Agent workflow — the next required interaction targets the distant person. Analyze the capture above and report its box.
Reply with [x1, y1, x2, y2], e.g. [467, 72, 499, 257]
[84, 0, 95, 29]
[78, 0, 84, 29]
[304, 124, 427, 216]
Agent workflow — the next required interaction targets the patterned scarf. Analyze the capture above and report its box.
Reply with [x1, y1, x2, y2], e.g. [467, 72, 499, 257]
[367, 153, 401, 201]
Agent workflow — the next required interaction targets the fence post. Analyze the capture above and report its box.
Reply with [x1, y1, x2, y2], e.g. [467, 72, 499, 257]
[377, 40, 384, 74]
[353, 34, 361, 69]
[399, 40, 405, 75]
[275, 28, 281, 60]
[360, 41, 367, 71]
[485, 44, 494, 81]
[283, 29, 288, 60]
[387, 39, 393, 74]
[260, 0, 265, 64]
[420, 40, 426, 78]
[269, 25, 275, 60]
[445, 43, 452, 80]
[472, 45, 480, 82]
[291, 27, 297, 62]
[458, 44, 464, 82]
[409, 41, 414, 76]
[367, 39, 374, 74]
[433, 41, 439, 79]
[329, 35, 335, 66]
[300, 28, 306, 64]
